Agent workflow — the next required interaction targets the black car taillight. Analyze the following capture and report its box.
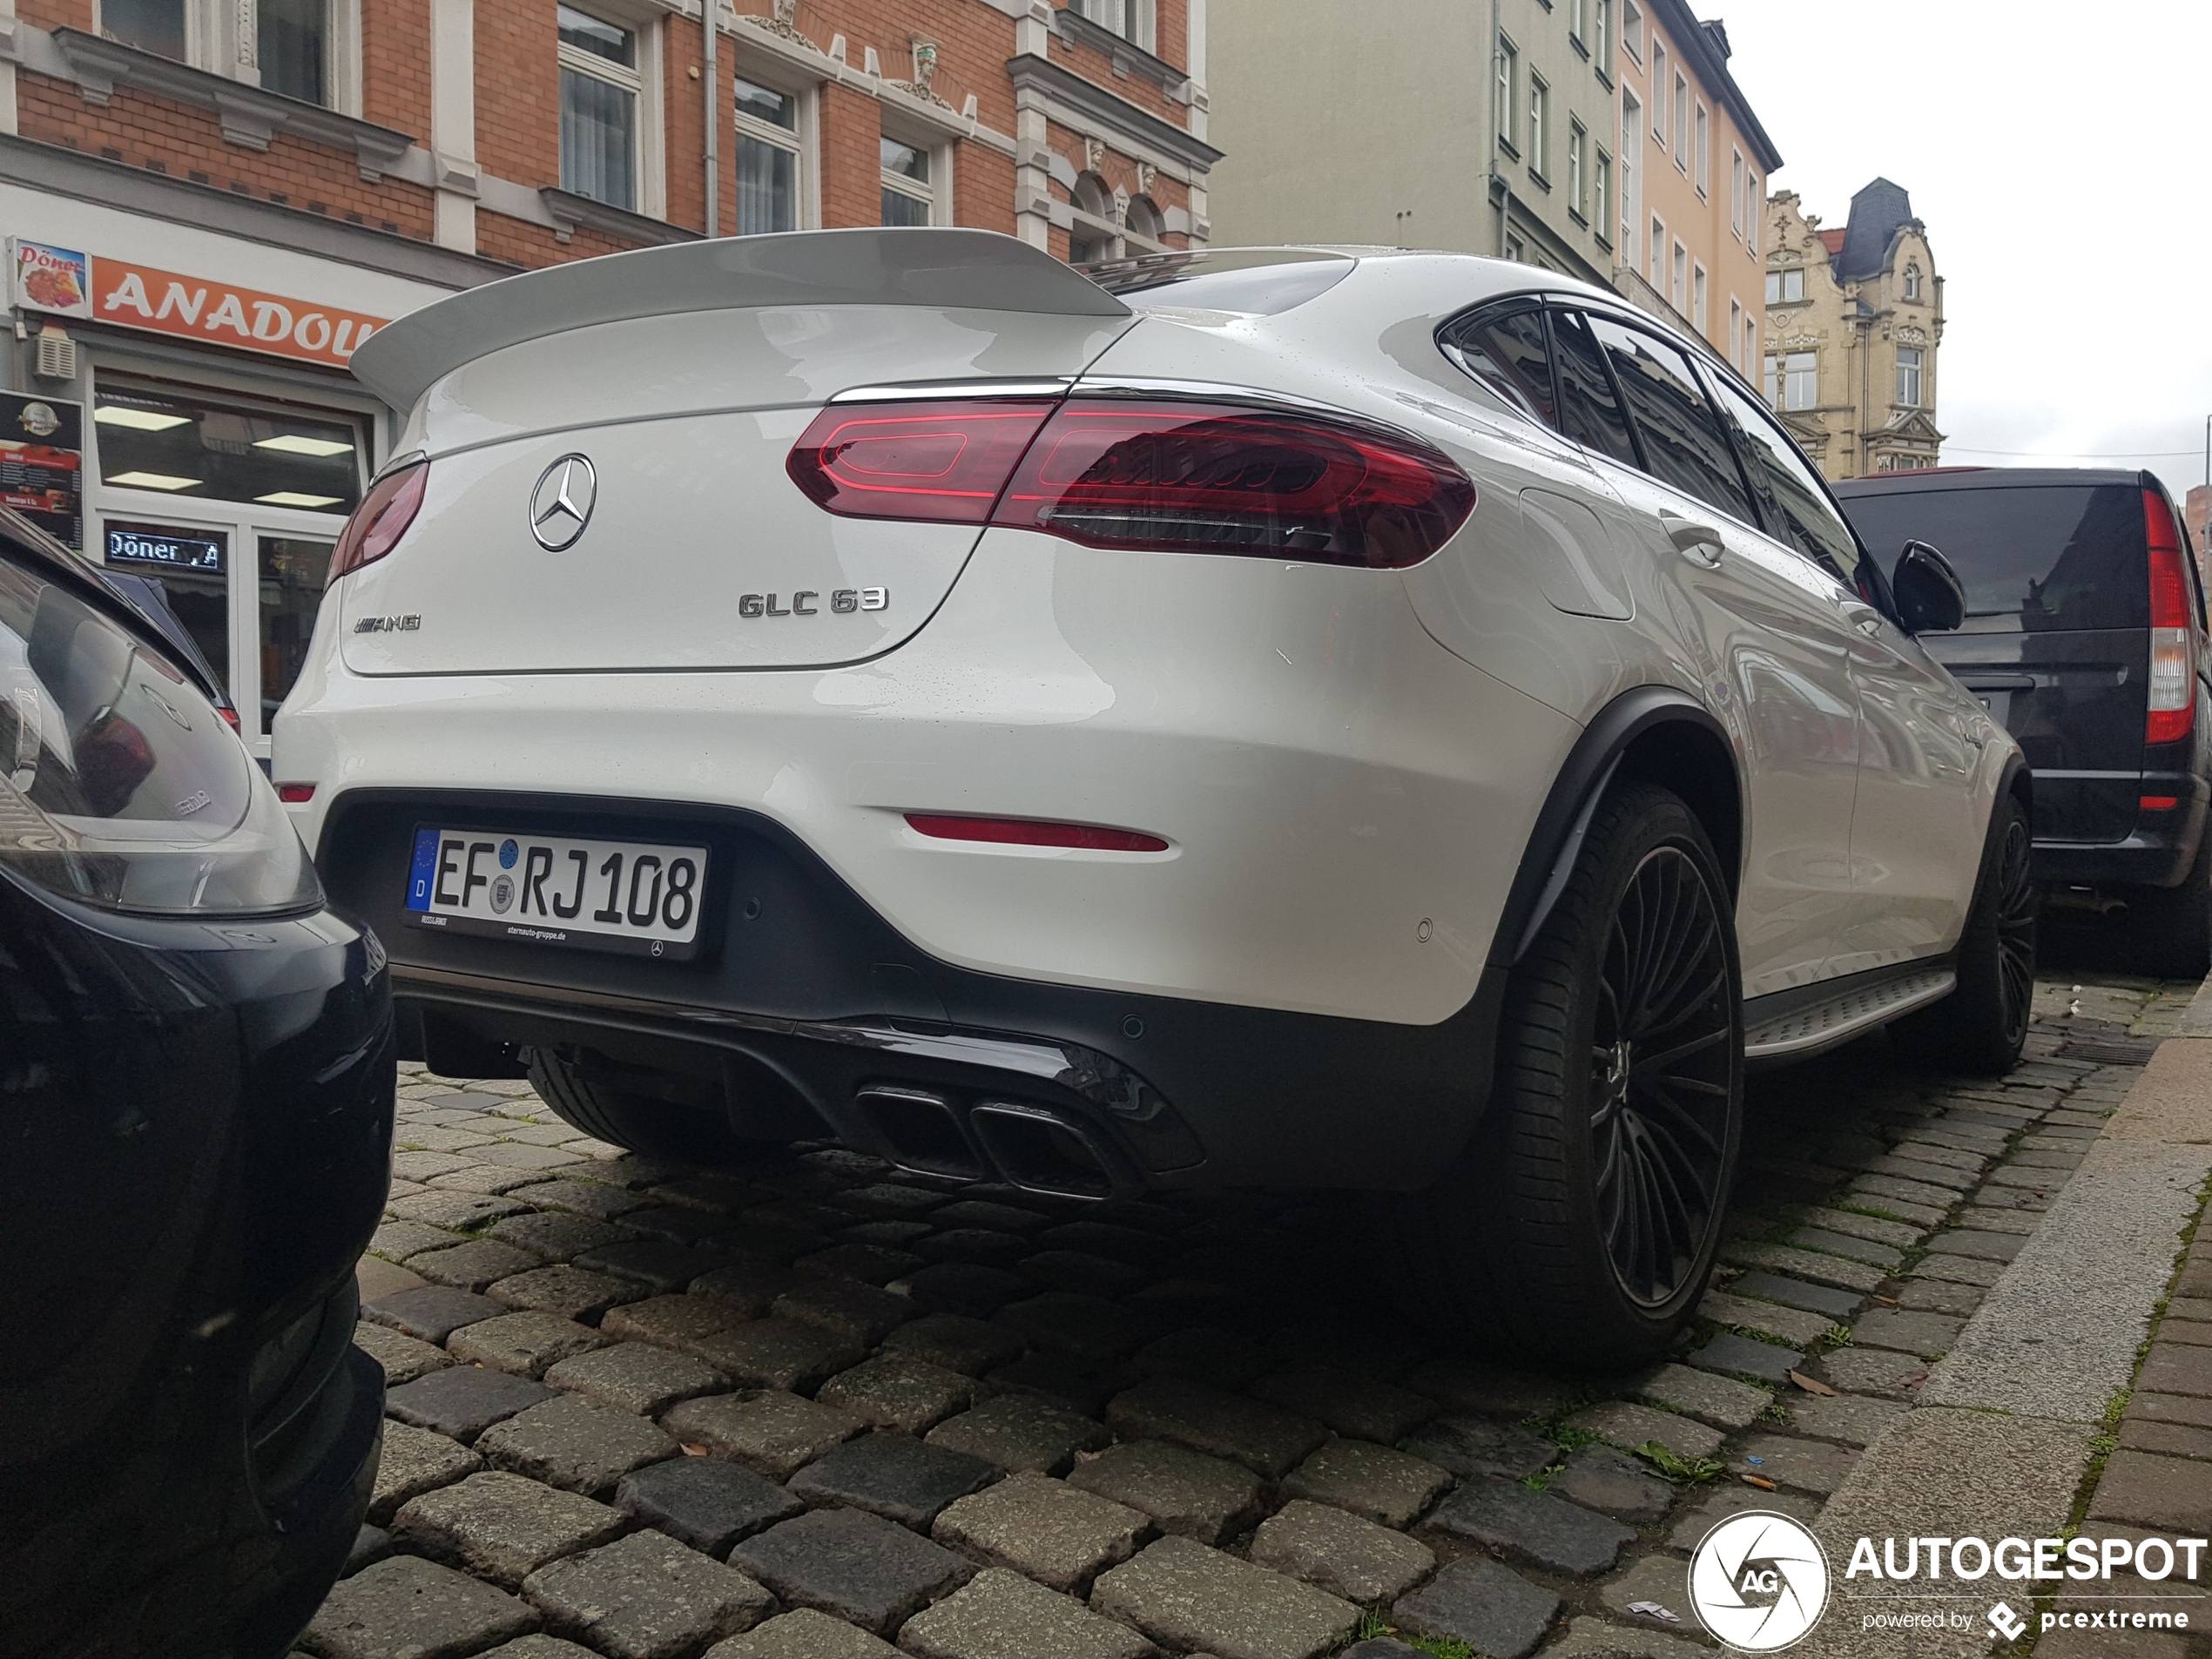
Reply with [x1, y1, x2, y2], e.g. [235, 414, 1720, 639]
[2145, 485, 2196, 745]
[327, 459, 428, 587]
[788, 395, 1476, 570]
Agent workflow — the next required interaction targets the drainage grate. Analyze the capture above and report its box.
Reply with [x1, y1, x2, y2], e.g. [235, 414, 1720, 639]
[2056, 1037, 2161, 1065]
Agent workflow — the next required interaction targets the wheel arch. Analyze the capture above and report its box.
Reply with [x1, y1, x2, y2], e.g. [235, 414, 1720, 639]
[1490, 685, 1743, 968]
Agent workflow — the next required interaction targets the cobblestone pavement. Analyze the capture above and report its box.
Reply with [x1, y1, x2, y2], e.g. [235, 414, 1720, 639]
[305, 969, 2202, 1659]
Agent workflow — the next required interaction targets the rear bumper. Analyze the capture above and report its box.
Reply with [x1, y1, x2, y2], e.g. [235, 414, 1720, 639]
[0, 873, 394, 1658]
[337, 792, 1507, 1193]
[2035, 770, 2210, 889]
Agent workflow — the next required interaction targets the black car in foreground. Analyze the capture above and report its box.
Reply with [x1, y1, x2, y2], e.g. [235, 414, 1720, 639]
[1838, 468, 2212, 974]
[0, 507, 393, 1656]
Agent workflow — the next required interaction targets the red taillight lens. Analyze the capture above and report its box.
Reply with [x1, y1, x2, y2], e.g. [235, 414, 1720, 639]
[992, 400, 1476, 569]
[2142, 795, 2181, 811]
[218, 705, 240, 730]
[278, 783, 315, 803]
[906, 813, 1169, 853]
[327, 461, 429, 587]
[2145, 486, 2196, 745]
[787, 401, 1058, 523]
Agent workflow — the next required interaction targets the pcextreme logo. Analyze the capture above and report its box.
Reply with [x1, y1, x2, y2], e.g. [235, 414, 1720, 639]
[1690, 1513, 1831, 1652]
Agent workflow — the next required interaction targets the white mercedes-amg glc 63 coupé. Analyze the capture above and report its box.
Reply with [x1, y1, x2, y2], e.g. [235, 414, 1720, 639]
[278, 229, 2033, 1364]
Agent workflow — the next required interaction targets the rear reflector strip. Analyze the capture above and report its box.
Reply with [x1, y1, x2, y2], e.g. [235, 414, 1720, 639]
[906, 813, 1169, 853]
[278, 784, 315, 803]
[2141, 795, 2181, 812]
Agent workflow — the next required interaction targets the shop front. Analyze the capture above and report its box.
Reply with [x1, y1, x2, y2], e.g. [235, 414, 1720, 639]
[0, 172, 475, 759]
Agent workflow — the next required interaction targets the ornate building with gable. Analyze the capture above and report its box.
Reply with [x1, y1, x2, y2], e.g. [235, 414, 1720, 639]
[1764, 177, 1944, 480]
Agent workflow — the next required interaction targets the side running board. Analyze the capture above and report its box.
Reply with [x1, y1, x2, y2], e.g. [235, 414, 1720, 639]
[1743, 964, 1956, 1064]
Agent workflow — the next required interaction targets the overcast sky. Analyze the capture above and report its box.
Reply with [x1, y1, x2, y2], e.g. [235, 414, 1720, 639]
[1713, 0, 2212, 502]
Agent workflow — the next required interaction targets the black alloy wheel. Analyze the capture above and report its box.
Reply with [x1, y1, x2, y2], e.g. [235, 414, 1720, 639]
[1590, 846, 1737, 1310]
[1992, 810, 2037, 1047]
[1890, 791, 2036, 1075]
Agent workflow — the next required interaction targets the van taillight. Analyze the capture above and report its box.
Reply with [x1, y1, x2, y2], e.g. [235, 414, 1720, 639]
[327, 461, 428, 587]
[2145, 486, 2196, 745]
[789, 396, 1476, 570]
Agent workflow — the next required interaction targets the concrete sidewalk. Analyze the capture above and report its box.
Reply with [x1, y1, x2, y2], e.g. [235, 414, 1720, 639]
[1804, 988, 2212, 1659]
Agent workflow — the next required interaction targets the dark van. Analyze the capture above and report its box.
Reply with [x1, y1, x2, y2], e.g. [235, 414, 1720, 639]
[1836, 469, 2212, 974]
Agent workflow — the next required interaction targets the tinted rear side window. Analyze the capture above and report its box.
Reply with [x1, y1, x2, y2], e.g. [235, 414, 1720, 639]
[1841, 485, 2147, 631]
[1548, 309, 1639, 467]
[1440, 307, 1555, 425]
[1583, 313, 1757, 524]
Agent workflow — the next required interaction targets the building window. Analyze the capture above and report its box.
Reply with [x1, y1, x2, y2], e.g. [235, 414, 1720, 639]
[1693, 102, 1708, 195]
[559, 6, 639, 212]
[1671, 239, 1687, 312]
[1126, 194, 1165, 248]
[1904, 262, 1924, 301]
[1692, 262, 1707, 333]
[1649, 215, 1664, 287]
[1743, 320, 1757, 377]
[1070, 0, 1156, 53]
[1570, 0, 1586, 47]
[1594, 0, 1611, 71]
[1496, 36, 1517, 154]
[1765, 350, 1817, 411]
[1527, 75, 1548, 178]
[1673, 72, 1688, 163]
[1568, 121, 1586, 219]
[1651, 42, 1667, 145]
[881, 137, 934, 226]
[734, 77, 800, 235]
[1505, 233, 1525, 263]
[259, 0, 329, 104]
[1622, 0, 1642, 63]
[1729, 297, 1742, 365]
[1765, 267, 1804, 305]
[1896, 347, 1924, 408]
[101, 0, 190, 58]
[1069, 172, 1117, 263]
[1730, 150, 1745, 236]
[1595, 149, 1612, 245]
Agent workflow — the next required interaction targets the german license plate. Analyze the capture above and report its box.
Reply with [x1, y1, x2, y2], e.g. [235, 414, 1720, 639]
[404, 827, 707, 959]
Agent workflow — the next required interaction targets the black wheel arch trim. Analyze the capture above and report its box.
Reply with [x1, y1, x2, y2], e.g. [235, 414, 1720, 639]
[1494, 685, 1741, 968]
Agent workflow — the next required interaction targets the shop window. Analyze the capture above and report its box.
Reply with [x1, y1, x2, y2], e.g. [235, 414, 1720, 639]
[100, 0, 187, 60]
[260, 0, 329, 105]
[95, 384, 362, 512]
[735, 76, 800, 235]
[559, 5, 639, 212]
[104, 520, 230, 698]
[260, 536, 330, 727]
[880, 138, 933, 226]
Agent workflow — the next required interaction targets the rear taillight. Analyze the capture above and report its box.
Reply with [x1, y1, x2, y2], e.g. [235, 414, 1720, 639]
[2145, 486, 2196, 745]
[994, 400, 1475, 569]
[788, 395, 1476, 570]
[327, 460, 428, 587]
[787, 401, 1058, 523]
[277, 783, 314, 803]
[906, 813, 1169, 853]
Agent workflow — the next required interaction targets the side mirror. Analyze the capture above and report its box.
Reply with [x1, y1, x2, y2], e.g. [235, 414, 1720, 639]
[1892, 540, 1966, 634]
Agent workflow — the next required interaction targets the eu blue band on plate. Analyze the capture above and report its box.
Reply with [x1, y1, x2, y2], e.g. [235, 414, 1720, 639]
[407, 828, 441, 912]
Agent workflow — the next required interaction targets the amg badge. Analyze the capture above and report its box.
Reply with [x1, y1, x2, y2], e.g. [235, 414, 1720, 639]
[353, 614, 421, 633]
[740, 587, 887, 618]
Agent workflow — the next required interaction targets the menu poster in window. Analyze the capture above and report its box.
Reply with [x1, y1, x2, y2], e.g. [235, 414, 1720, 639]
[0, 391, 83, 550]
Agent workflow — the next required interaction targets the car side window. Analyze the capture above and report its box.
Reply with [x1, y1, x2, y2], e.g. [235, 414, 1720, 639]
[1582, 313, 1757, 525]
[1439, 307, 1556, 427]
[1703, 373, 1862, 583]
[1548, 309, 1641, 468]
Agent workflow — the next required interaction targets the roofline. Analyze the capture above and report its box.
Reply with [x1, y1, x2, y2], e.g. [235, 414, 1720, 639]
[1649, 0, 1784, 174]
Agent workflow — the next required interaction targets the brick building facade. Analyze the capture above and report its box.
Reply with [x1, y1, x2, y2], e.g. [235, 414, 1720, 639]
[0, 0, 1213, 758]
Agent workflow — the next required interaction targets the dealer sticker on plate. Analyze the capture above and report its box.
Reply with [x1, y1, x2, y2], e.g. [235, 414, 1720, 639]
[405, 828, 708, 959]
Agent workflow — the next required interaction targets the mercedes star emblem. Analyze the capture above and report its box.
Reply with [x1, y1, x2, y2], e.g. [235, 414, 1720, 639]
[529, 453, 597, 551]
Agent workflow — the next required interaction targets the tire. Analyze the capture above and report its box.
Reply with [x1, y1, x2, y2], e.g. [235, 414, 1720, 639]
[525, 1048, 775, 1164]
[1888, 792, 2036, 1074]
[1386, 783, 1744, 1369]
[2124, 827, 2212, 981]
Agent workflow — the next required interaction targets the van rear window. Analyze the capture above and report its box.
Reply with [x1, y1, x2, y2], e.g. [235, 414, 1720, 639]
[1841, 484, 2146, 631]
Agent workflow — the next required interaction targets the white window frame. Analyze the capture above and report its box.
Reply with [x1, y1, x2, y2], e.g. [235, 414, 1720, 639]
[1568, 119, 1585, 219]
[1904, 262, 1924, 301]
[1622, 0, 1642, 64]
[1777, 350, 1817, 410]
[1497, 35, 1518, 154]
[1692, 260, 1707, 333]
[1651, 41, 1667, 145]
[1729, 297, 1742, 366]
[732, 63, 816, 233]
[1671, 239, 1687, 312]
[556, 3, 664, 218]
[1527, 72, 1548, 179]
[1594, 0, 1611, 72]
[1595, 147, 1611, 246]
[1673, 71, 1688, 166]
[1073, 0, 1155, 53]
[1748, 172, 1761, 253]
[1693, 100, 1708, 196]
[880, 123, 952, 228]
[1570, 0, 1586, 47]
[1649, 213, 1664, 287]
[1895, 347, 1923, 408]
[93, 0, 360, 109]
[1730, 148, 1744, 236]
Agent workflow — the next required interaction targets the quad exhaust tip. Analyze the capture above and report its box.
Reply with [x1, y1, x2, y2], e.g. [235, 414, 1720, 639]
[853, 1085, 1121, 1200]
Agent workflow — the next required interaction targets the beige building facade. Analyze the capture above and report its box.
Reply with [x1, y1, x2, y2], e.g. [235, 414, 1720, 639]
[1608, 3, 1780, 371]
[1764, 179, 1944, 479]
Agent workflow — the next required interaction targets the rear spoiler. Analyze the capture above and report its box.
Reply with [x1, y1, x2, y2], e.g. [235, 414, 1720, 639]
[350, 227, 1131, 410]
